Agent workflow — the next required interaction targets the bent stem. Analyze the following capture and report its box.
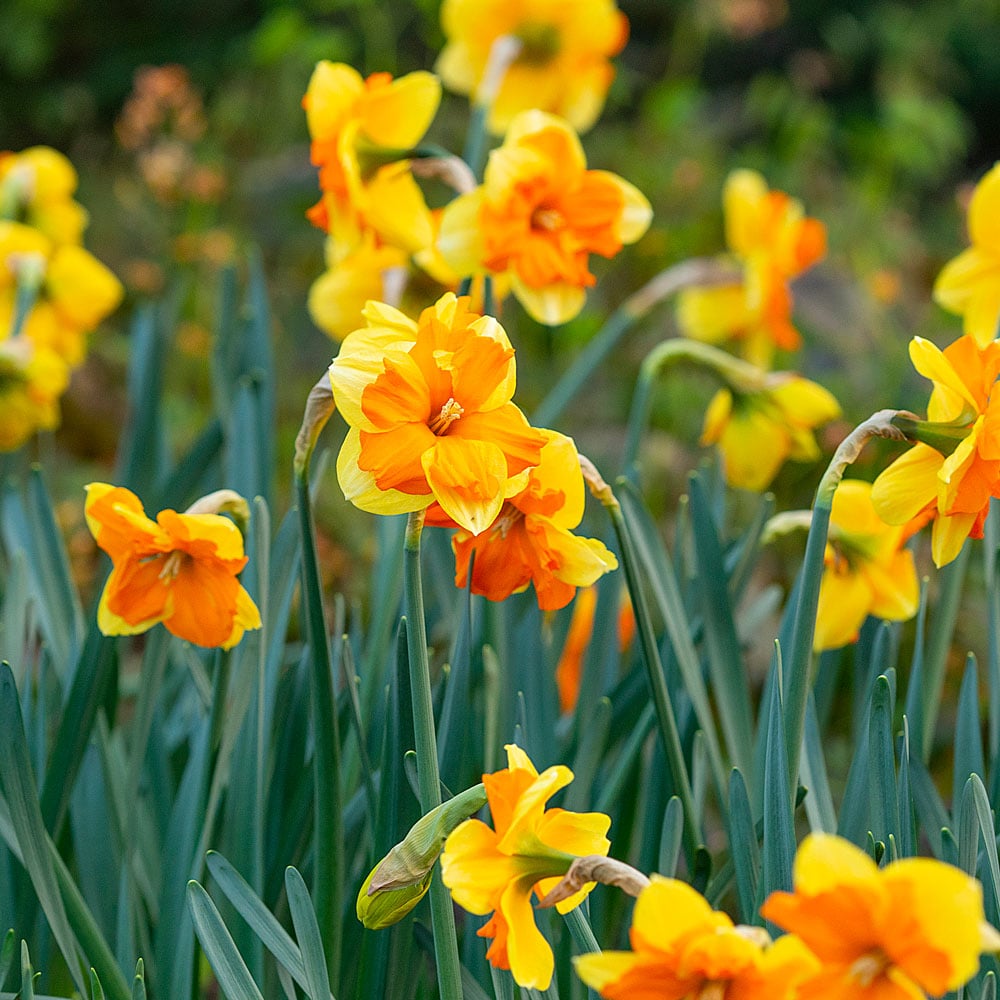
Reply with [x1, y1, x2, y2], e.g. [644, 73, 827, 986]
[403, 509, 463, 1000]
[782, 410, 913, 797]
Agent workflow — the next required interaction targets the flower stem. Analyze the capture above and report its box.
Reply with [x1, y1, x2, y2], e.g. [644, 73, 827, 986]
[403, 510, 463, 1000]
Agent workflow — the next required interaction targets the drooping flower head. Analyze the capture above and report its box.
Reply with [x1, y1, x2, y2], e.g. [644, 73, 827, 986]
[0, 146, 88, 245]
[426, 429, 618, 609]
[574, 875, 818, 999]
[303, 61, 440, 253]
[0, 337, 68, 451]
[872, 334, 1000, 567]
[761, 832, 1000, 999]
[934, 162, 1000, 346]
[436, 0, 628, 135]
[85, 484, 262, 650]
[328, 292, 546, 534]
[438, 110, 651, 325]
[699, 364, 841, 492]
[440, 744, 612, 990]
[677, 169, 826, 366]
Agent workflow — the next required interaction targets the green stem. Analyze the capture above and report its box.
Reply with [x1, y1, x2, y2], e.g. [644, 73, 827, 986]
[294, 467, 343, 992]
[403, 510, 463, 1000]
[462, 102, 490, 182]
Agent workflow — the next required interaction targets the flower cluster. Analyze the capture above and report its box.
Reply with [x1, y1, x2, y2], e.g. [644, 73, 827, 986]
[574, 833, 1000, 999]
[328, 291, 617, 608]
[0, 146, 123, 450]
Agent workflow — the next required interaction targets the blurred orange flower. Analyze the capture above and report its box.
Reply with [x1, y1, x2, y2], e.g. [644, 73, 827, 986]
[677, 169, 826, 366]
[427, 429, 617, 610]
[85, 484, 261, 650]
[436, 0, 628, 135]
[0, 146, 88, 245]
[872, 335, 1000, 567]
[934, 163, 1000, 347]
[440, 744, 611, 991]
[438, 111, 650, 325]
[761, 832, 1000, 998]
[303, 62, 440, 253]
[328, 292, 545, 534]
[575, 875, 817, 999]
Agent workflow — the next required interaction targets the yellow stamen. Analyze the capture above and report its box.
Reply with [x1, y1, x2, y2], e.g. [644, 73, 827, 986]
[157, 550, 186, 581]
[697, 982, 726, 1000]
[532, 207, 564, 232]
[429, 397, 464, 435]
[850, 950, 889, 986]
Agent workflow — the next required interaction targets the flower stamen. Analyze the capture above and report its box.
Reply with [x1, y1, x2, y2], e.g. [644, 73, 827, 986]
[429, 397, 464, 435]
[157, 550, 186, 581]
[532, 207, 564, 232]
[849, 950, 890, 987]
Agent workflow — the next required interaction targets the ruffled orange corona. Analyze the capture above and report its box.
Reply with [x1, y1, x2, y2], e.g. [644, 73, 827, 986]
[437, 111, 651, 325]
[934, 163, 1000, 347]
[85, 484, 261, 650]
[872, 334, 1000, 567]
[436, 0, 628, 135]
[761, 832, 1000, 999]
[426, 429, 617, 609]
[328, 292, 545, 534]
[440, 744, 611, 991]
[677, 169, 826, 366]
[574, 875, 818, 999]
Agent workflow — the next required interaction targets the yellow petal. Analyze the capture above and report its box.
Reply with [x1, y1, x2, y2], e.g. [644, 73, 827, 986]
[573, 951, 643, 993]
[930, 510, 978, 568]
[590, 170, 652, 244]
[46, 244, 123, 330]
[968, 162, 1000, 255]
[504, 744, 539, 776]
[303, 61, 363, 140]
[724, 169, 769, 259]
[437, 190, 487, 277]
[715, 405, 789, 492]
[676, 284, 749, 344]
[363, 166, 435, 254]
[510, 274, 587, 326]
[361, 71, 441, 148]
[793, 832, 878, 895]
[421, 436, 507, 535]
[909, 336, 979, 414]
[871, 444, 942, 525]
[865, 550, 920, 622]
[505, 111, 587, 174]
[440, 818, 513, 915]
[813, 564, 872, 651]
[501, 879, 555, 990]
[336, 427, 428, 515]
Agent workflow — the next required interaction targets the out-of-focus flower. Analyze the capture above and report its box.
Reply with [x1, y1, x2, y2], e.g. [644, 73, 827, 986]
[328, 292, 545, 534]
[872, 335, 1000, 567]
[700, 365, 841, 492]
[934, 163, 1000, 347]
[438, 111, 651, 325]
[761, 832, 1000, 998]
[555, 584, 634, 713]
[84, 484, 261, 650]
[0, 147, 88, 245]
[677, 169, 826, 366]
[426, 429, 617, 610]
[436, 0, 628, 135]
[440, 743, 611, 990]
[0, 337, 68, 451]
[575, 875, 818, 999]
[0, 221, 124, 367]
[303, 62, 440, 253]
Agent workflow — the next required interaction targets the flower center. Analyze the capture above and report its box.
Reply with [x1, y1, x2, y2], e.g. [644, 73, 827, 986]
[428, 397, 464, 436]
[531, 206, 564, 232]
[493, 503, 525, 538]
[514, 22, 560, 65]
[157, 550, 188, 581]
[696, 982, 726, 1000]
[850, 950, 890, 987]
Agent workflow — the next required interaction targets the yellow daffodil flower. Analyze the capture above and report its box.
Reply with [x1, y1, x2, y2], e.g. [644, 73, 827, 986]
[302, 62, 440, 253]
[761, 832, 1000, 998]
[425, 429, 618, 609]
[0, 146, 88, 245]
[810, 480, 920, 650]
[85, 484, 262, 650]
[438, 111, 651, 325]
[574, 875, 818, 999]
[436, 0, 628, 135]
[440, 744, 612, 991]
[699, 368, 841, 492]
[677, 169, 826, 366]
[328, 292, 545, 534]
[934, 163, 1000, 346]
[872, 334, 1000, 567]
[0, 337, 68, 451]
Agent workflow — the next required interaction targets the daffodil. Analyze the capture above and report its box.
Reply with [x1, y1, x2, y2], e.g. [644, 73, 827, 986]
[790, 480, 920, 651]
[677, 169, 826, 366]
[761, 832, 1000, 999]
[302, 62, 440, 253]
[700, 368, 841, 492]
[85, 484, 262, 650]
[574, 875, 818, 999]
[437, 110, 651, 325]
[436, 0, 628, 134]
[426, 429, 617, 609]
[934, 162, 1000, 346]
[0, 337, 68, 451]
[328, 292, 545, 534]
[440, 743, 611, 990]
[0, 146, 88, 245]
[872, 334, 1000, 567]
